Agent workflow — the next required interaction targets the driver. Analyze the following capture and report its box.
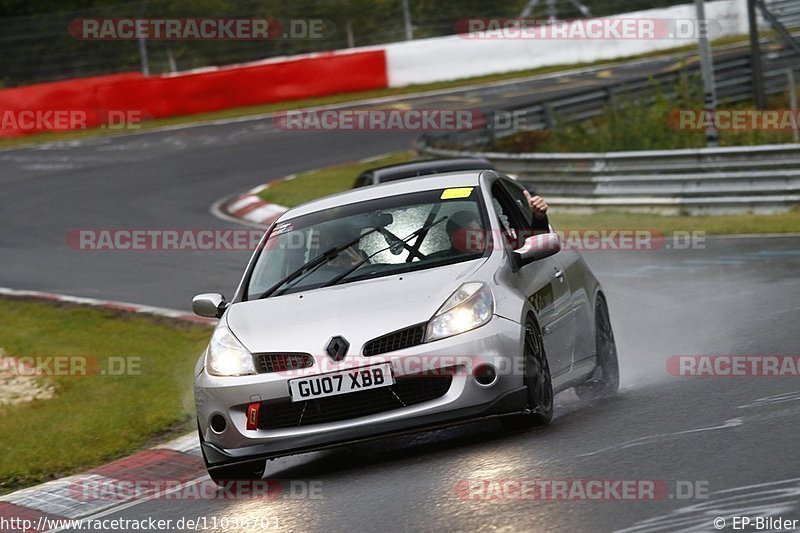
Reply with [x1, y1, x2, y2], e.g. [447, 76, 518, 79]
[314, 221, 367, 271]
[446, 210, 486, 254]
[445, 192, 550, 253]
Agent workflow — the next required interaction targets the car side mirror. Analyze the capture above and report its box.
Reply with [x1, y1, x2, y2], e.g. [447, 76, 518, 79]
[512, 233, 560, 268]
[192, 293, 227, 318]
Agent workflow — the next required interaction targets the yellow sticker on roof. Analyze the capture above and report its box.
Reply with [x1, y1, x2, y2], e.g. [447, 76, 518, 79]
[440, 187, 474, 200]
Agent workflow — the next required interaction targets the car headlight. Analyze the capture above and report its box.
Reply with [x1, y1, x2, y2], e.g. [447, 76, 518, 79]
[206, 325, 256, 377]
[426, 282, 494, 342]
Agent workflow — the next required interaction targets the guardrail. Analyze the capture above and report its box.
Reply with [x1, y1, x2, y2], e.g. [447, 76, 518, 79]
[415, 141, 800, 214]
[416, 41, 800, 214]
[766, 0, 800, 31]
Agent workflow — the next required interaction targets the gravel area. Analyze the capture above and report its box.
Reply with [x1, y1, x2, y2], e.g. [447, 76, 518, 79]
[0, 348, 56, 414]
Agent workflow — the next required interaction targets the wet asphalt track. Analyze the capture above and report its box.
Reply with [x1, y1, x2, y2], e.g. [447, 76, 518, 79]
[1, 48, 799, 532]
[50, 236, 800, 533]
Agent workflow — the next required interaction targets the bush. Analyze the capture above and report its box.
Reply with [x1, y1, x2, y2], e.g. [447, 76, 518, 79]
[490, 76, 800, 152]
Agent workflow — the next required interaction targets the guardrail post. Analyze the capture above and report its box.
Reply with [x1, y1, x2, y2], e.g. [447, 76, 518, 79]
[788, 68, 799, 143]
[543, 104, 556, 129]
[606, 86, 616, 107]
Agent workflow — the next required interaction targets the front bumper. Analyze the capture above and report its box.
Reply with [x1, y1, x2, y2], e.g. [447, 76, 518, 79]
[195, 315, 525, 467]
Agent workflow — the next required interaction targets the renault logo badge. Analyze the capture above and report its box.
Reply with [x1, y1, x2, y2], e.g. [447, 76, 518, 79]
[326, 336, 350, 361]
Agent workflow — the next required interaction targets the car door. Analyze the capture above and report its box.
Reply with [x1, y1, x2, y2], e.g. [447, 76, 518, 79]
[490, 179, 576, 376]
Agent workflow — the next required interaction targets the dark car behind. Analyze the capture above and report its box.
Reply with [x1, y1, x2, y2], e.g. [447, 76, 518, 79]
[353, 158, 496, 188]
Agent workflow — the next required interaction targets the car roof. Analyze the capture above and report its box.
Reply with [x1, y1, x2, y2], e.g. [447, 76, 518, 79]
[279, 170, 492, 221]
[363, 158, 495, 183]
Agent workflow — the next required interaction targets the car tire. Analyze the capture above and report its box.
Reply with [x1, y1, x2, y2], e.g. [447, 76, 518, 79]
[199, 426, 266, 486]
[574, 294, 620, 400]
[501, 317, 554, 430]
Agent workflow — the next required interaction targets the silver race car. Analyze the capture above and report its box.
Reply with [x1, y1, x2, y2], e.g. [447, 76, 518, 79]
[193, 169, 619, 483]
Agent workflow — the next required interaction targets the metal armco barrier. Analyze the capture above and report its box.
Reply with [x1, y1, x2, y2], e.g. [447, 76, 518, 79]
[766, 0, 800, 31]
[415, 141, 800, 214]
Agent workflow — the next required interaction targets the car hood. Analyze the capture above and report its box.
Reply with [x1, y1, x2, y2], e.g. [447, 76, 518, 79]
[226, 258, 487, 356]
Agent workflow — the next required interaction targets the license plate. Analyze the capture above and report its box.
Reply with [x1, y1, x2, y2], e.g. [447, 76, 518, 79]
[288, 363, 394, 402]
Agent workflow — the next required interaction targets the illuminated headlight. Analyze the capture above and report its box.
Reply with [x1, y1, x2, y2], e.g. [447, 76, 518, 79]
[206, 325, 256, 377]
[426, 282, 494, 342]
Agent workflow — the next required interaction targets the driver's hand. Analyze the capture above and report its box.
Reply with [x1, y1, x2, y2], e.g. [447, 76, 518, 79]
[523, 190, 548, 220]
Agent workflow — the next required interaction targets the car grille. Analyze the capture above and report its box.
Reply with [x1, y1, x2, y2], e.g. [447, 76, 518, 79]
[362, 323, 426, 356]
[254, 353, 314, 374]
[257, 367, 456, 430]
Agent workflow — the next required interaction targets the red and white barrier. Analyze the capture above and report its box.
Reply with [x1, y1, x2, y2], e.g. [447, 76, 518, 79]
[0, 49, 387, 137]
[0, 0, 749, 138]
[384, 0, 747, 87]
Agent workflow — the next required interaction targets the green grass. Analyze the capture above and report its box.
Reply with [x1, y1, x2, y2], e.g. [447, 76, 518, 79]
[0, 298, 212, 494]
[258, 151, 418, 207]
[0, 36, 755, 150]
[491, 75, 800, 153]
[259, 151, 800, 234]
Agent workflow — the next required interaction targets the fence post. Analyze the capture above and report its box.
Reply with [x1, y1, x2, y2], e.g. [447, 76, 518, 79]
[747, 0, 766, 109]
[137, 0, 150, 76]
[695, 0, 719, 147]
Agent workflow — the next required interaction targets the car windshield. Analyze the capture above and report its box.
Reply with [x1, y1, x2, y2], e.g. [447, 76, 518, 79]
[246, 187, 488, 299]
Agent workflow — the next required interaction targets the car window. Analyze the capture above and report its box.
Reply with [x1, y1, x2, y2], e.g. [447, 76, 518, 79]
[500, 180, 535, 228]
[491, 181, 527, 249]
[246, 188, 488, 298]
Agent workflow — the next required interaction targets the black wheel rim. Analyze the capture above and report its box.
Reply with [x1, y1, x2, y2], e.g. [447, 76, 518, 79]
[595, 298, 619, 389]
[525, 323, 553, 414]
